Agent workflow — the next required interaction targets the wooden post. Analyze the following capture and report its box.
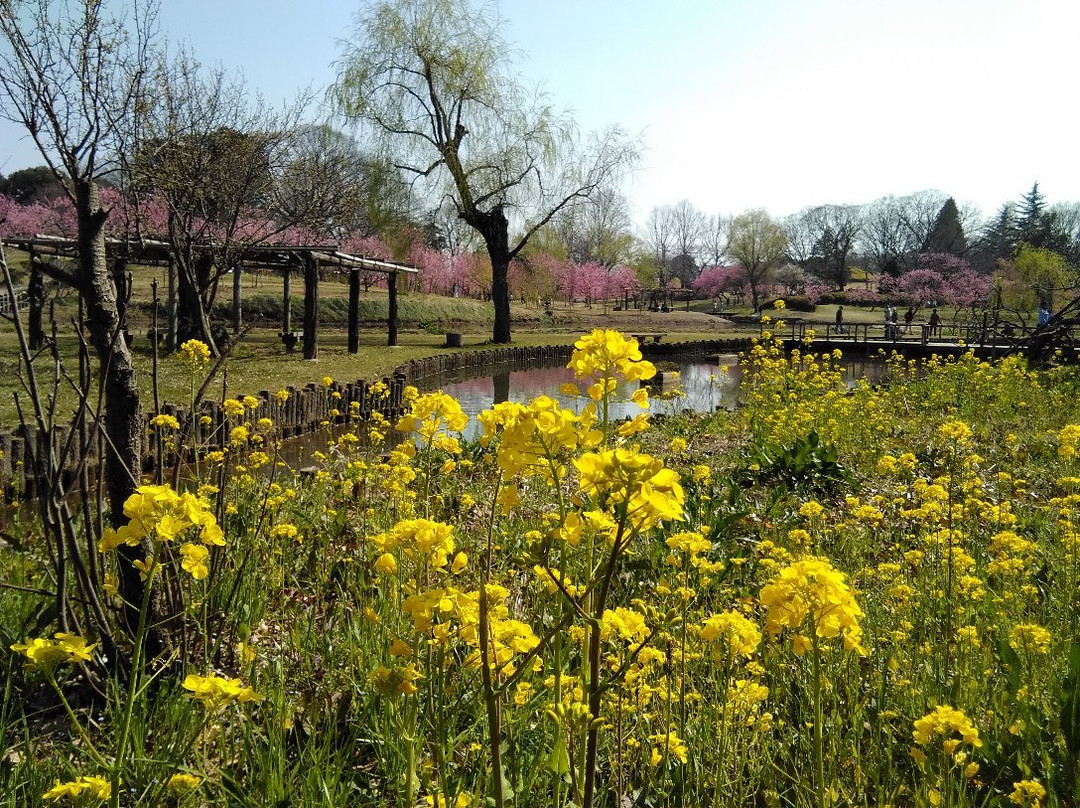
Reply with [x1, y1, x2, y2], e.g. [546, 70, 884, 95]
[232, 265, 242, 334]
[28, 248, 44, 351]
[348, 268, 360, 353]
[166, 254, 177, 352]
[303, 253, 319, 360]
[388, 270, 399, 347]
[282, 266, 291, 334]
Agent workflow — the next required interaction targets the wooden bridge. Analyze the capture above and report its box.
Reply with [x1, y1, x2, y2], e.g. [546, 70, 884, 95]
[765, 318, 1080, 362]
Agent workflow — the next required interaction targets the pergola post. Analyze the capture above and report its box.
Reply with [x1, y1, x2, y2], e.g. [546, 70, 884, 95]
[303, 253, 319, 360]
[232, 265, 242, 334]
[387, 270, 399, 347]
[348, 268, 360, 353]
[166, 253, 177, 351]
[282, 266, 291, 334]
[28, 248, 44, 350]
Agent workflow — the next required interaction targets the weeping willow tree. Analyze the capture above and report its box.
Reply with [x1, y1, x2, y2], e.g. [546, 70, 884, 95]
[332, 0, 638, 343]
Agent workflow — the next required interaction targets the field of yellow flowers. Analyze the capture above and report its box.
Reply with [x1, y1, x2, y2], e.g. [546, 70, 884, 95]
[3, 323, 1080, 808]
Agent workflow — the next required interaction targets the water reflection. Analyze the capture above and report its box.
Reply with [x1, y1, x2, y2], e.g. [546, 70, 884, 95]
[279, 353, 881, 460]
[437, 357, 744, 440]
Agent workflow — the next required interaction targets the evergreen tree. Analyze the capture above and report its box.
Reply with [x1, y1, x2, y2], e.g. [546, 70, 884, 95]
[1016, 182, 1051, 247]
[922, 197, 967, 255]
[972, 203, 1016, 272]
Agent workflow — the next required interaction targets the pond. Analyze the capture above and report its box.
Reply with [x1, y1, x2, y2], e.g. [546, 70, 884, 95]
[279, 351, 883, 463]
[435, 357, 742, 440]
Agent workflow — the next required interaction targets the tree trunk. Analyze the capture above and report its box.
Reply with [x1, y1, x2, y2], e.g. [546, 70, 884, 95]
[74, 180, 146, 635]
[491, 256, 511, 343]
[232, 265, 242, 334]
[176, 253, 217, 352]
[166, 255, 178, 352]
[463, 205, 513, 344]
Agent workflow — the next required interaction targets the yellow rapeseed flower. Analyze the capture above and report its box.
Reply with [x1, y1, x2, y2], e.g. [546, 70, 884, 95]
[912, 705, 981, 748]
[1009, 780, 1046, 808]
[178, 339, 211, 370]
[758, 557, 865, 654]
[42, 774, 111, 803]
[182, 674, 261, 710]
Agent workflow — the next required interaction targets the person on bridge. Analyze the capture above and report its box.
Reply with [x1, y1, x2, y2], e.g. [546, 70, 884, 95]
[904, 306, 915, 334]
[835, 305, 845, 335]
[928, 308, 941, 338]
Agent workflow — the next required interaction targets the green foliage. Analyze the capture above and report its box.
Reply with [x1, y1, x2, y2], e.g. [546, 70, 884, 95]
[1000, 243, 1074, 309]
[748, 430, 852, 494]
[763, 295, 815, 312]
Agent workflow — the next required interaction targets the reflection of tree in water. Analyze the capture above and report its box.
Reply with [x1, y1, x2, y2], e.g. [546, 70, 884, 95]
[493, 371, 510, 404]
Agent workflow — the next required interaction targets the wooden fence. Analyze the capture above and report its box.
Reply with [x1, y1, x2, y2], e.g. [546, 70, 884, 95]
[0, 339, 755, 500]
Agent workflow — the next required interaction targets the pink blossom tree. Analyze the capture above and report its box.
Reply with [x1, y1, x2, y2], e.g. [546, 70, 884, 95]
[942, 270, 993, 317]
[693, 265, 746, 301]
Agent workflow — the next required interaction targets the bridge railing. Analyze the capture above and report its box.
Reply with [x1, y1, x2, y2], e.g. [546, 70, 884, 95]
[763, 318, 1070, 351]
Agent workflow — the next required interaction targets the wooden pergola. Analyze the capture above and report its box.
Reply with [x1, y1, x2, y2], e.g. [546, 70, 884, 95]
[0, 236, 419, 358]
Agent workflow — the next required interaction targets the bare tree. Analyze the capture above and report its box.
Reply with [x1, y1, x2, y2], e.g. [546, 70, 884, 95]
[130, 50, 319, 352]
[1, 0, 157, 624]
[333, 0, 638, 343]
[554, 184, 634, 268]
[701, 212, 731, 269]
[815, 204, 862, 289]
[667, 198, 706, 284]
[643, 204, 675, 286]
[784, 209, 819, 273]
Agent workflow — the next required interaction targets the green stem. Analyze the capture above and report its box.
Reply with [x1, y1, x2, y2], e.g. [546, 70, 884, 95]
[481, 470, 506, 808]
[812, 637, 825, 808]
[110, 554, 159, 808]
[44, 670, 107, 768]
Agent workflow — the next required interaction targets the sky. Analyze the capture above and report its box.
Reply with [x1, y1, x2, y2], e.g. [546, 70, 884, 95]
[2, 0, 1079, 228]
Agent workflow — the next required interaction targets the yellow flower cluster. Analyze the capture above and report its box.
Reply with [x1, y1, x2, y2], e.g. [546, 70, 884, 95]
[1008, 623, 1052, 655]
[11, 632, 96, 671]
[478, 396, 586, 477]
[1058, 424, 1080, 459]
[938, 419, 973, 444]
[372, 518, 457, 569]
[177, 338, 210, 370]
[568, 329, 657, 399]
[600, 607, 649, 644]
[42, 775, 111, 803]
[396, 391, 469, 439]
[759, 557, 865, 654]
[150, 413, 180, 430]
[1009, 780, 1046, 807]
[649, 731, 688, 766]
[223, 398, 246, 417]
[912, 705, 981, 748]
[166, 773, 202, 793]
[575, 449, 684, 534]
[182, 674, 261, 710]
[370, 662, 423, 695]
[98, 484, 223, 552]
[699, 611, 761, 658]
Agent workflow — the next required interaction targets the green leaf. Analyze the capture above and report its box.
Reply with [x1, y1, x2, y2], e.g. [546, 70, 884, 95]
[996, 636, 1022, 695]
[1060, 642, 1080, 755]
[546, 736, 570, 776]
